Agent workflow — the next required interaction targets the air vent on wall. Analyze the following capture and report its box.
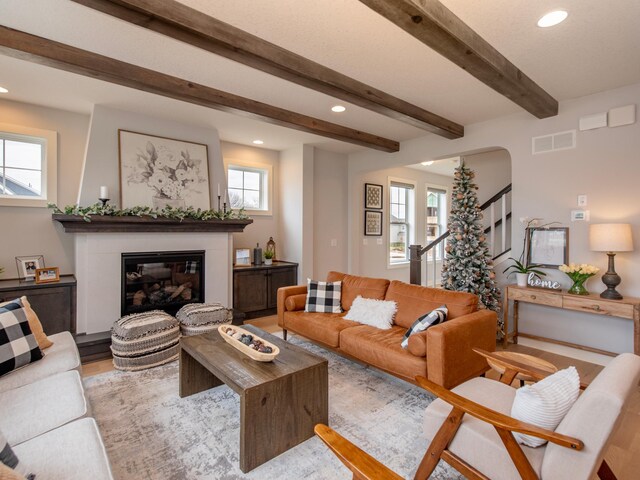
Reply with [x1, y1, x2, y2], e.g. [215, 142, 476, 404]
[532, 130, 576, 155]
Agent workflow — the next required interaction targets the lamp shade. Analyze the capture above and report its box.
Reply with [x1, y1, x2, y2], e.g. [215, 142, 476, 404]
[589, 223, 634, 252]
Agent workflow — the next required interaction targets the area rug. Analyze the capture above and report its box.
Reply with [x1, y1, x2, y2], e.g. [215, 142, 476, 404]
[84, 335, 462, 480]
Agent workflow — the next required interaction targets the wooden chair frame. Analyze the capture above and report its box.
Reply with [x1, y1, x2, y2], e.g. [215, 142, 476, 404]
[315, 350, 618, 480]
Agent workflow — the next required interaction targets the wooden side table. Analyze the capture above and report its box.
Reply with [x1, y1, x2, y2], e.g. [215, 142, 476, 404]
[503, 285, 640, 356]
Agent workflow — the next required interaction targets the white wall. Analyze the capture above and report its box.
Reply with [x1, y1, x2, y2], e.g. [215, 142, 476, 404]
[279, 144, 314, 282]
[79, 104, 226, 208]
[0, 99, 89, 277]
[354, 166, 454, 282]
[313, 149, 349, 280]
[221, 141, 280, 254]
[348, 82, 640, 354]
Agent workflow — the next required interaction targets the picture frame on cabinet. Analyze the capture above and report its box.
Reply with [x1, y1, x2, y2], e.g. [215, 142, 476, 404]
[15, 255, 44, 281]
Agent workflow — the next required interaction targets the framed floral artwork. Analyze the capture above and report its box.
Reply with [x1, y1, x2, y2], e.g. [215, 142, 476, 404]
[118, 130, 211, 210]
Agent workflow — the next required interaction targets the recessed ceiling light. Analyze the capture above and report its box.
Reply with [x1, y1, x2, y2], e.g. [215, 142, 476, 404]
[421, 161, 434, 166]
[331, 105, 346, 113]
[537, 10, 568, 28]
[0, 86, 8, 94]
[252, 139, 264, 145]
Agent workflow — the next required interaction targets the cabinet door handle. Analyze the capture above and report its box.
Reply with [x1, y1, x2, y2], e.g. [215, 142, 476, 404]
[530, 295, 537, 300]
[591, 305, 601, 311]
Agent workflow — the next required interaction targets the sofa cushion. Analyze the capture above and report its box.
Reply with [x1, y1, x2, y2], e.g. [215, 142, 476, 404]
[282, 311, 358, 348]
[385, 281, 478, 329]
[0, 370, 89, 446]
[326, 271, 390, 311]
[0, 299, 43, 378]
[423, 377, 545, 479]
[339, 325, 426, 381]
[14, 418, 114, 480]
[305, 280, 343, 313]
[0, 297, 52, 350]
[284, 294, 307, 312]
[0, 332, 80, 394]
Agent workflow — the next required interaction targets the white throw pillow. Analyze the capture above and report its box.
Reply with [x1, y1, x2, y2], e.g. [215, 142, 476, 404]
[511, 366, 581, 447]
[344, 295, 397, 330]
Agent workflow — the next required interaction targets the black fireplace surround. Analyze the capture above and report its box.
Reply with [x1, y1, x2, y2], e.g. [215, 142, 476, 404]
[121, 251, 205, 316]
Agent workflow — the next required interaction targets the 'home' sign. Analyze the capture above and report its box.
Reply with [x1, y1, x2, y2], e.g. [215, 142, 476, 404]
[527, 273, 561, 290]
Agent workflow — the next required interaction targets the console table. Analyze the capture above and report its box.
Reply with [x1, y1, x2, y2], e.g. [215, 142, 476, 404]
[503, 285, 640, 356]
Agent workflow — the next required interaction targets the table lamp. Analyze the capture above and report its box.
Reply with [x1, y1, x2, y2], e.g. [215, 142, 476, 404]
[589, 223, 634, 300]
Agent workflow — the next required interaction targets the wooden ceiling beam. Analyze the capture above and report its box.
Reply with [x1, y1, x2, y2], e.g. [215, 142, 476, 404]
[0, 26, 399, 152]
[358, 0, 558, 118]
[69, 0, 463, 139]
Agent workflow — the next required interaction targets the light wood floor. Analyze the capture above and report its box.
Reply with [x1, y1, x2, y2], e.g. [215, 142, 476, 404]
[81, 315, 640, 478]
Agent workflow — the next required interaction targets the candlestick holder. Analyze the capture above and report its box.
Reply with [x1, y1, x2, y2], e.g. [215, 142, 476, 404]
[217, 195, 221, 211]
[99, 198, 110, 207]
[223, 202, 227, 214]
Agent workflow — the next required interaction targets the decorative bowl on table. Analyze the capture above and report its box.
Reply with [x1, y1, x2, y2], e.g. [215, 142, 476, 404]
[218, 325, 280, 362]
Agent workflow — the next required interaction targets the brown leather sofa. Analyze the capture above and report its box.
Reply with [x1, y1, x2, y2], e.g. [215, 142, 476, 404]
[277, 271, 497, 388]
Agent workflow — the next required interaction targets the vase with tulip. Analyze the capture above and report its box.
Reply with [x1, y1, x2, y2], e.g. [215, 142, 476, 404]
[559, 263, 600, 295]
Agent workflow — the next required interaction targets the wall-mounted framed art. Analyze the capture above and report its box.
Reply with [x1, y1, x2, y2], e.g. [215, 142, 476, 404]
[526, 227, 569, 268]
[364, 183, 383, 209]
[364, 210, 383, 236]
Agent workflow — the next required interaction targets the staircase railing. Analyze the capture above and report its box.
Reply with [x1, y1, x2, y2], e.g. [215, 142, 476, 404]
[409, 184, 512, 286]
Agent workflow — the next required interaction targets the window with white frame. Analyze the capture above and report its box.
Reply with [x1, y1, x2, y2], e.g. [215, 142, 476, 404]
[426, 186, 448, 261]
[227, 164, 270, 212]
[0, 133, 46, 198]
[389, 181, 415, 264]
[0, 124, 56, 208]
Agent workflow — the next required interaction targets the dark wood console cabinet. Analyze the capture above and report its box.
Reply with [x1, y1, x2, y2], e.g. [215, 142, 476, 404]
[233, 261, 298, 319]
[0, 275, 77, 335]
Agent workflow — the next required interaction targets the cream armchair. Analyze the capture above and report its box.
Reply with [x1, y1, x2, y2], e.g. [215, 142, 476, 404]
[315, 352, 640, 480]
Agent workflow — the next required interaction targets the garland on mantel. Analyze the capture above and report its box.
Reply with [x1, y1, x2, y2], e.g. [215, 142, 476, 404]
[48, 203, 248, 222]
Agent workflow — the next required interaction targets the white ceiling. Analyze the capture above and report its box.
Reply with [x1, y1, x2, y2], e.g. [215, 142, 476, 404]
[1, 0, 639, 154]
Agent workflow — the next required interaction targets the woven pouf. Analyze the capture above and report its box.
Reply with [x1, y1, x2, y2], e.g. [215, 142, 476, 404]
[111, 310, 180, 371]
[176, 302, 233, 336]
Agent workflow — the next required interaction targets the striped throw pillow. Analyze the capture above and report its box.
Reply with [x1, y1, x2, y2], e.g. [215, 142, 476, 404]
[401, 305, 448, 348]
[511, 366, 581, 447]
[0, 429, 35, 479]
[0, 299, 43, 377]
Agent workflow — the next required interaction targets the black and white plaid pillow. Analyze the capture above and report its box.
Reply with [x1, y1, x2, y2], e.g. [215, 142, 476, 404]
[401, 305, 448, 348]
[1, 428, 35, 479]
[0, 298, 43, 377]
[305, 279, 343, 313]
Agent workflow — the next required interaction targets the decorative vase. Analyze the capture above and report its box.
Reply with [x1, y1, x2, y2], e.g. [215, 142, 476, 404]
[568, 277, 590, 295]
[264, 259, 273, 266]
[152, 195, 185, 210]
[515, 272, 528, 287]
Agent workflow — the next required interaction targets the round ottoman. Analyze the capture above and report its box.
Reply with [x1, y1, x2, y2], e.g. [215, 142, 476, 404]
[111, 310, 180, 371]
[176, 303, 233, 336]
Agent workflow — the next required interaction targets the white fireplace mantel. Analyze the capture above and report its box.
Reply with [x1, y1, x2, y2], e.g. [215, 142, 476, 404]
[74, 231, 234, 334]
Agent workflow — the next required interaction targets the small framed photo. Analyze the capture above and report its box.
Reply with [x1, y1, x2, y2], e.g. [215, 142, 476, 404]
[526, 227, 569, 268]
[15, 255, 44, 281]
[234, 248, 251, 266]
[364, 183, 383, 209]
[35, 267, 60, 284]
[364, 210, 383, 236]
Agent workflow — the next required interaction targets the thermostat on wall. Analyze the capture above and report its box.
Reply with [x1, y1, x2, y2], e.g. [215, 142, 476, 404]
[571, 210, 590, 221]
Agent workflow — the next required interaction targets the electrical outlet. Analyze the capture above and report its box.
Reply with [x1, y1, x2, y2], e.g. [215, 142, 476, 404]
[376, 238, 383, 245]
[330, 239, 337, 247]
[577, 194, 587, 207]
[362, 238, 368, 245]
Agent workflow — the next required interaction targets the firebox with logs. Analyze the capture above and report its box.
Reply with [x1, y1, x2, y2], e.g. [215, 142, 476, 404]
[121, 250, 205, 316]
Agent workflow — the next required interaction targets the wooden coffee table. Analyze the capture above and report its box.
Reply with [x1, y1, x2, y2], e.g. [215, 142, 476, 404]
[179, 325, 328, 473]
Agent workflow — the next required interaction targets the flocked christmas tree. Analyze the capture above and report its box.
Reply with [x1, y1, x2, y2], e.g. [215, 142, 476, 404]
[441, 162, 502, 326]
